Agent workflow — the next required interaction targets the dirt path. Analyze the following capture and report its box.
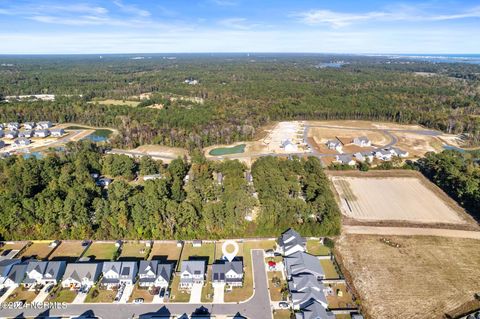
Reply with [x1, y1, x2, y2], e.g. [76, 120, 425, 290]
[343, 225, 480, 239]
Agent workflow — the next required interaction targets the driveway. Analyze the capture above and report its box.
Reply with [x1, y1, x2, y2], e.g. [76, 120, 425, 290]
[189, 283, 203, 303]
[119, 284, 134, 304]
[32, 284, 52, 303]
[0, 285, 17, 303]
[0, 250, 272, 319]
[72, 291, 87, 304]
[213, 283, 225, 303]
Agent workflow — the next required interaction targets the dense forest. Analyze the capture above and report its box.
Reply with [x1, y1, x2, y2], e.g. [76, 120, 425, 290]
[0, 141, 339, 240]
[0, 54, 479, 150]
[416, 150, 480, 220]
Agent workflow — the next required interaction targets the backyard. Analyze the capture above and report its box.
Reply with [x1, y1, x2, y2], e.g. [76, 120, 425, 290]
[118, 242, 149, 261]
[19, 242, 55, 260]
[82, 243, 118, 261]
[49, 241, 88, 262]
[149, 242, 182, 262]
[320, 259, 339, 279]
[179, 242, 216, 268]
[306, 239, 330, 256]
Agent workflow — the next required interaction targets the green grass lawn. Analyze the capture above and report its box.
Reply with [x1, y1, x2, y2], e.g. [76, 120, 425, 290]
[179, 242, 216, 267]
[306, 239, 331, 256]
[149, 242, 182, 262]
[169, 276, 191, 303]
[118, 242, 149, 261]
[273, 309, 293, 319]
[85, 287, 116, 303]
[201, 266, 214, 303]
[82, 243, 118, 261]
[6, 287, 37, 302]
[49, 288, 77, 303]
[320, 259, 339, 279]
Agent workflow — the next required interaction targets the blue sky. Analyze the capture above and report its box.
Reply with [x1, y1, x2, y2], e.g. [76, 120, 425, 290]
[0, 0, 479, 54]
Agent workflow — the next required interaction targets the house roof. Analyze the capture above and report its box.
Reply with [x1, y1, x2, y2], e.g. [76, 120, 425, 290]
[157, 263, 173, 282]
[354, 136, 370, 143]
[63, 263, 100, 283]
[120, 261, 137, 280]
[138, 260, 158, 276]
[102, 262, 122, 275]
[336, 155, 354, 164]
[279, 228, 306, 253]
[0, 259, 21, 276]
[5, 263, 27, 284]
[326, 140, 341, 146]
[181, 260, 205, 276]
[43, 261, 66, 280]
[212, 261, 243, 281]
[26, 261, 48, 277]
[297, 300, 335, 319]
[284, 252, 325, 278]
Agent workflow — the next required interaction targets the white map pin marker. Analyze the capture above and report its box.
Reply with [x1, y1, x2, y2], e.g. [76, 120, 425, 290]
[222, 240, 239, 262]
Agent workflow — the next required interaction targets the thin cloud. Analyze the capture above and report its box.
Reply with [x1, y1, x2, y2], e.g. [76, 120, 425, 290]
[210, 0, 238, 6]
[112, 0, 150, 17]
[296, 5, 480, 28]
[218, 18, 258, 30]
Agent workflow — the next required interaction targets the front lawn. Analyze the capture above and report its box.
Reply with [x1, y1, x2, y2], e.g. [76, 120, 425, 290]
[48, 288, 77, 303]
[84, 287, 116, 303]
[201, 266, 214, 303]
[128, 285, 155, 303]
[6, 287, 37, 302]
[273, 309, 293, 319]
[169, 276, 190, 303]
[268, 271, 287, 301]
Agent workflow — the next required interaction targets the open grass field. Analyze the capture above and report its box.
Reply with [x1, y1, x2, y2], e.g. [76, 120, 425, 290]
[214, 241, 244, 260]
[82, 242, 118, 261]
[149, 242, 182, 262]
[49, 241, 87, 262]
[118, 242, 149, 261]
[6, 287, 38, 302]
[179, 242, 216, 267]
[336, 234, 480, 319]
[19, 242, 55, 260]
[331, 173, 468, 225]
[306, 239, 330, 256]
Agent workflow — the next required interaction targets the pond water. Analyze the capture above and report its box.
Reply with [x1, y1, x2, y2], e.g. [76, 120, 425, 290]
[66, 126, 113, 143]
[442, 145, 466, 153]
[209, 144, 246, 156]
[23, 152, 44, 159]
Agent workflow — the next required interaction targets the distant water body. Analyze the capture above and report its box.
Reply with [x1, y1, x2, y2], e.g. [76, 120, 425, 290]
[371, 54, 480, 65]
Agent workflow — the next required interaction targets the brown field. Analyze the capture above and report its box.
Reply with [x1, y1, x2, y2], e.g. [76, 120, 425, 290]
[118, 242, 149, 261]
[0, 242, 27, 254]
[307, 126, 390, 148]
[331, 173, 468, 225]
[394, 131, 443, 157]
[19, 242, 55, 260]
[308, 120, 426, 130]
[49, 241, 87, 262]
[90, 99, 140, 107]
[133, 145, 188, 158]
[336, 234, 480, 319]
[149, 242, 182, 262]
[128, 286, 155, 303]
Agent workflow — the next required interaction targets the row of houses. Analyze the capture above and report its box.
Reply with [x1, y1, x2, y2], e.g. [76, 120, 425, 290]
[334, 147, 409, 166]
[0, 128, 64, 139]
[0, 121, 52, 131]
[278, 229, 334, 319]
[326, 136, 372, 153]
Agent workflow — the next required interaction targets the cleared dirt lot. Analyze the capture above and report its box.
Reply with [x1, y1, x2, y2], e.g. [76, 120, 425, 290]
[336, 234, 480, 319]
[307, 126, 390, 148]
[331, 174, 468, 225]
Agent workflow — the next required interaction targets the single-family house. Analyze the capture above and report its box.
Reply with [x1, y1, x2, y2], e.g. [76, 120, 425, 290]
[179, 260, 206, 289]
[361, 151, 374, 162]
[352, 136, 371, 147]
[62, 263, 101, 290]
[19, 130, 33, 138]
[211, 260, 244, 287]
[325, 140, 343, 153]
[295, 300, 335, 319]
[0, 131, 4, 138]
[334, 155, 356, 166]
[42, 261, 66, 285]
[14, 138, 31, 147]
[143, 174, 162, 181]
[119, 261, 137, 285]
[390, 147, 409, 158]
[282, 139, 298, 153]
[23, 122, 36, 130]
[101, 262, 122, 289]
[0, 140, 5, 149]
[1, 263, 27, 288]
[374, 149, 393, 161]
[23, 261, 48, 288]
[353, 152, 365, 162]
[51, 128, 65, 137]
[289, 274, 328, 309]
[0, 259, 21, 286]
[278, 228, 306, 256]
[138, 260, 173, 288]
[7, 122, 19, 130]
[34, 129, 50, 138]
[284, 252, 325, 280]
[37, 121, 52, 129]
[96, 177, 112, 187]
[5, 130, 18, 139]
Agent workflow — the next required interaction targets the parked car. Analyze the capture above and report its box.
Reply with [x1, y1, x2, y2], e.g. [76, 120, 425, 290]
[81, 240, 90, 247]
[165, 290, 170, 298]
[45, 284, 54, 293]
[278, 302, 290, 309]
[159, 288, 165, 298]
[134, 298, 144, 304]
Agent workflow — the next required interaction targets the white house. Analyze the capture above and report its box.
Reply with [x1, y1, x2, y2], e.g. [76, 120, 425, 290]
[101, 262, 122, 289]
[1, 264, 27, 288]
[34, 129, 50, 138]
[23, 261, 66, 287]
[23, 122, 36, 130]
[325, 140, 343, 153]
[138, 261, 173, 288]
[374, 149, 393, 161]
[0, 259, 21, 287]
[51, 128, 65, 137]
[5, 130, 18, 139]
[14, 138, 31, 147]
[211, 260, 244, 287]
[179, 260, 206, 289]
[19, 130, 33, 138]
[37, 121, 52, 129]
[119, 261, 137, 285]
[143, 174, 162, 181]
[7, 122, 19, 130]
[334, 155, 356, 166]
[352, 136, 371, 147]
[278, 228, 306, 256]
[390, 147, 409, 158]
[62, 263, 101, 290]
[42, 261, 66, 285]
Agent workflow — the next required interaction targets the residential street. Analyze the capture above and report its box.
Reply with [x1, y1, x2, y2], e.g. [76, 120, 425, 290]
[0, 250, 272, 319]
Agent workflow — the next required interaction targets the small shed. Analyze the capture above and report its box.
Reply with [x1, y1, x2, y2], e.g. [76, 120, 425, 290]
[192, 240, 202, 248]
[49, 240, 60, 248]
[115, 240, 122, 248]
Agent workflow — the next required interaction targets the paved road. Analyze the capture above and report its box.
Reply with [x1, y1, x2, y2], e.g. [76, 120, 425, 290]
[107, 149, 179, 161]
[0, 250, 271, 319]
[344, 225, 480, 239]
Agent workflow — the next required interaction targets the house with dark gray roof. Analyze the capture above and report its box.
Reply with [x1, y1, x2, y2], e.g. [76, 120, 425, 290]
[23, 122, 36, 130]
[19, 130, 33, 138]
[278, 228, 306, 256]
[42, 261, 66, 285]
[211, 260, 244, 287]
[180, 260, 205, 289]
[5, 130, 18, 139]
[284, 252, 325, 280]
[1, 263, 27, 288]
[353, 136, 371, 147]
[36, 121, 52, 129]
[0, 259, 21, 286]
[334, 155, 356, 166]
[23, 261, 48, 288]
[138, 260, 172, 288]
[51, 128, 65, 137]
[34, 129, 50, 138]
[289, 274, 329, 309]
[325, 140, 343, 152]
[119, 261, 137, 285]
[101, 262, 122, 289]
[62, 263, 101, 289]
[295, 300, 335, 319]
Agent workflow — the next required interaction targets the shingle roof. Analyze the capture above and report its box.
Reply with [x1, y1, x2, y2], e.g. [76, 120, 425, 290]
[63, 263, 100, 283]
[284, 252, 325, 278]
